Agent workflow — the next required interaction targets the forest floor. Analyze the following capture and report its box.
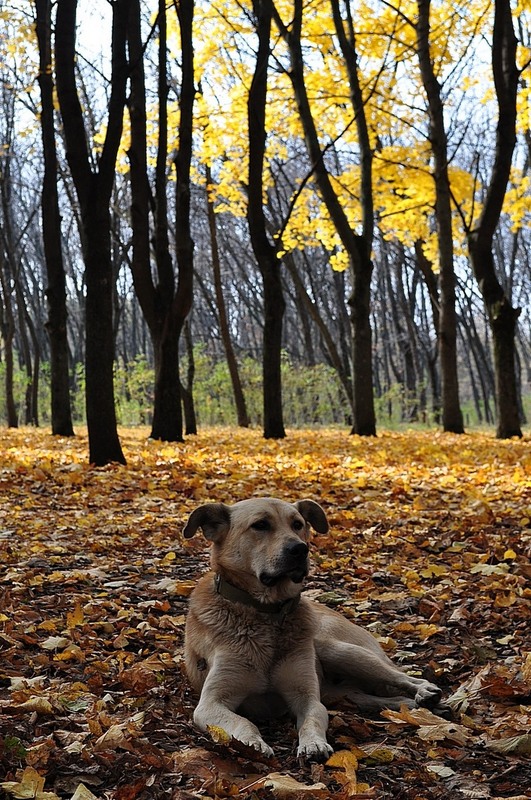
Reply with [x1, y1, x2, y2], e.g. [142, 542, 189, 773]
[0, 426, 530, 800]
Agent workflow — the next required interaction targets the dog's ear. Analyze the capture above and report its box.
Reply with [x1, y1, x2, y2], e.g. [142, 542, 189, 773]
[183, 503, 231, 541]
[294, 500, 329, 534]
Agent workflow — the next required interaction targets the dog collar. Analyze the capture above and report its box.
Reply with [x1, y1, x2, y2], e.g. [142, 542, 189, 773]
[214, 574, 300, 621]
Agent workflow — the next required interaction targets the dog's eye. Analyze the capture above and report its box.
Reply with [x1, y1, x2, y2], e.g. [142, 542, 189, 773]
[251, 519, 270, 532]
[292, 519, 304, 531]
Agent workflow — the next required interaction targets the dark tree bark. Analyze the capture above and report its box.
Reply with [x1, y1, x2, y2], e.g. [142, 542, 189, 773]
[181, 321, 198, 434]
[206, 165, 250, 427]
[467, 0, 522, 438]
[248, 0, 286, 439]
[416, 0, 464, 434]
[169, 0, 195, 436]
[17, 293, 40, 425]
[55, 0, 127, 464]
[273, 0, 376, 435]
[414, 240, 441, 422]
[35, 0, 74, 437]
[127, 0, 195, 442]
[0, 268, 17, 427]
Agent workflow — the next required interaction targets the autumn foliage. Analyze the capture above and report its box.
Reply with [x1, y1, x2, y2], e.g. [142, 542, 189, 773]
[0, 427, 530, 799]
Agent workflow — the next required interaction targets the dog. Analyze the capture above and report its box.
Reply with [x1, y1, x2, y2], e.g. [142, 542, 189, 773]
[183, 497, 442, 759]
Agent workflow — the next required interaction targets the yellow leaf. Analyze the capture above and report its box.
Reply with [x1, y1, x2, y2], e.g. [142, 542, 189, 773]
[420, 564, 447, 578]
[503, 548, 517, 559]
[494, 591, 518, 608]
[326, 749, 358, 770]
[207, 724, 231, 744]
[416, 623, 441, 639]
[67, 603, 84, 628]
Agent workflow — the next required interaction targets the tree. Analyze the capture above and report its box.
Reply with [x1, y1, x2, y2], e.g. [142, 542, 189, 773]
[416, 0, 464, 434]
[273, 0, 376, 435]
[248, 0, 286, 439]
[205, 165, 250, 428]
[35, 0, 74, 437]
[465, 0, 522, 438]
[55, 0, 127, 464]
[127, 0, 195, 442]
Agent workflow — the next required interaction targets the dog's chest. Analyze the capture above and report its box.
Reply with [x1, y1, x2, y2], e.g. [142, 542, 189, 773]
[207, 602, 310, 672]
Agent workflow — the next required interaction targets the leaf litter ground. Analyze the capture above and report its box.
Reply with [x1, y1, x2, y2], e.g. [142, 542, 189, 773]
[0, 426, 530, 800]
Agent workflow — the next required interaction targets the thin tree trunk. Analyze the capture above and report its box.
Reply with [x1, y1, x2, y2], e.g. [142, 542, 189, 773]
[414, 240, 441, 421]
[0, 275, 17, 427]
[206, 165, 250, 427]
[35, 0, 74, 437]
[181, 321, 197, 434]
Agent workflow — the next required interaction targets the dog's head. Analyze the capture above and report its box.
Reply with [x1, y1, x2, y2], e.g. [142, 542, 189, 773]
[183, 498, 328, 599]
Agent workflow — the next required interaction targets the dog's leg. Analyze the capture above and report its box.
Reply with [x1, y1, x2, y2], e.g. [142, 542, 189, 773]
[321, 683, 417, 711]
[317, 640, 442, 708]
[274, 655, 333, 760]
[194, 666, 274, 757]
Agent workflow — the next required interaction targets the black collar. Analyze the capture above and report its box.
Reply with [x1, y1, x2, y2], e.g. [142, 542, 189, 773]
[214, 574, 301, 622]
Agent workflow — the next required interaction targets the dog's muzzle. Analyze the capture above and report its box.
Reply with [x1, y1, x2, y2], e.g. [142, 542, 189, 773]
[259, 540, 309, 586]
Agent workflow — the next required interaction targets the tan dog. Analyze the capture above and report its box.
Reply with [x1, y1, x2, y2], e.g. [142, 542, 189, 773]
[184, 498, 442, 759]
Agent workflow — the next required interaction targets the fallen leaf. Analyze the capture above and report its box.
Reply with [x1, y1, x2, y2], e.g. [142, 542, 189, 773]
[264, 773, 327, 796]
[207, 724, 231, 745]
[70, 785, 100, 800]
[1, 767, 60, 799]
[484, 733, 531, 755]
[11, 697, 54, 715]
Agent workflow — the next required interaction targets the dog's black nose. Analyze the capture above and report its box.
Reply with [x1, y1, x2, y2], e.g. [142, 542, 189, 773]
[287, 541, 309, 559]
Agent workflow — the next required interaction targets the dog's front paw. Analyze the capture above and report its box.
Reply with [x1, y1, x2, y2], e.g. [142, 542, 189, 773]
[297, 739, 333, 760]
[238, 735, 274, 758]
[415, 681, 442, 708]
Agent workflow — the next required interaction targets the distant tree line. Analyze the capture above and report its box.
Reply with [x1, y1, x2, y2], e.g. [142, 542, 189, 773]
[0, 0, 529, 463]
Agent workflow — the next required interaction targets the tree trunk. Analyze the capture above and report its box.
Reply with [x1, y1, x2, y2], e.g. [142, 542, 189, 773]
[467, 0, 521, 438]
[55, 0, 127, 464]
[349, 266, 376, 434]
[0, 277, 18, 427]
[126, 0, 195, 442]
[181, 321, 197, 434]
[17, 294, 39, 425]
[35, 0, 74, 437]
[248, 0, 286, 439]
[414, 241, 441, 421]
[416, 0, 464, 434]
[149, 0, 183, 441]
[206, 165, 250, 427]
[468, 244, 521, 436]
